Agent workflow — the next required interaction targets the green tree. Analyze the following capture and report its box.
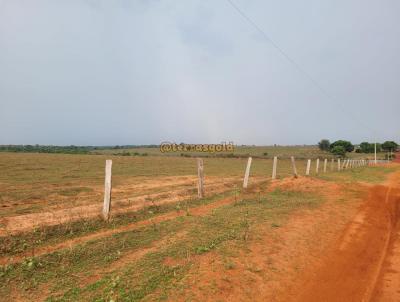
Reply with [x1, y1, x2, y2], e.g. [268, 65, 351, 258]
[359, 142, 374, 153]
[381, 141, 398, 151]
[330, 140, 354, 153]
[331, 146, 346, 157]
[318, 139, 330, 151]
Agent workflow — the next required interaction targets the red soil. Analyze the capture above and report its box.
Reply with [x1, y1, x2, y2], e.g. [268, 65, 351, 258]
[393, 152, 400, 163]
[4, 171, 400, 301]
[170, 171, 400, 302]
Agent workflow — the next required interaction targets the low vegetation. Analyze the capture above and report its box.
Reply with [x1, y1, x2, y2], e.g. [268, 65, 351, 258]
[0, 187, 324, 301]
[318, 139, 398, 158]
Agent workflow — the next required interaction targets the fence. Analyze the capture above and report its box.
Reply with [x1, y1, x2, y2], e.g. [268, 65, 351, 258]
[101, 156, 391, 221]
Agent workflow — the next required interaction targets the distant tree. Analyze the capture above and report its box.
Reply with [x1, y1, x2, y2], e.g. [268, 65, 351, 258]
[382, 141, 398, 152]
[331, 146, 346, 157]
[359, 142, 375, 153]
[318, 139, 330, 151]
[330, 140, 354, 153]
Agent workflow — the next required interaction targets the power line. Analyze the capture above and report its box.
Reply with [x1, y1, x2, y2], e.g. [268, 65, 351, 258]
[226, 0, 379, 139]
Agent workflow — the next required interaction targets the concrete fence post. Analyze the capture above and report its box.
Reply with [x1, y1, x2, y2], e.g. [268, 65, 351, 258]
[102, 160, 113, 221]
[197, 158, 205, 198]
[338, 159, 341, 171]
[323, 158, 327, 173]
[243, 157, 252, 188]
[316, 158, 320, 175]
[272, 156, 278, 180]
[331, 158, 334, 171]
[291, 156, 298, 178]
[306, 159, 311, 176]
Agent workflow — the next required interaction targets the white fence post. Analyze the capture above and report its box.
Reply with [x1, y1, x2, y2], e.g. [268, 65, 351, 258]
[331, 158, 334, 171]
[272, 156, 278, 180]
[338, 159, 341, 171]
[306, 159, 311, 176]
[243, 157, 252, 188]
[316, 158, 320, 175]
[102, 160, 113, 221]
[291, 156, 298, 178]
[197, 158, 205, 198]
[323, 158, 327, 173]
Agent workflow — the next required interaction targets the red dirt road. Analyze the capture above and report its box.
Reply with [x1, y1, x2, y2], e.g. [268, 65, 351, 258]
[171, 169, 400, 302]
[294, 171, 400, 302]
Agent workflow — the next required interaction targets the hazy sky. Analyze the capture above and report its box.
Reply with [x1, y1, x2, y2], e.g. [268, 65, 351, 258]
[1, 0, 399, 145]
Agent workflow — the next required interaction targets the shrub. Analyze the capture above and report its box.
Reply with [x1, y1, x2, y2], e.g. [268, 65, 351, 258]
[382, 141, 398, 151]
[359, 142, 374, 153]
[318, 139, 330, 151]
[330, 140, 354, 152]
[331, 146, 346, 157]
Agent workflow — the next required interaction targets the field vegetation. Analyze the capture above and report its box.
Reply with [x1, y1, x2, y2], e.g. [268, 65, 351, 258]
[0, 147, 397, 301]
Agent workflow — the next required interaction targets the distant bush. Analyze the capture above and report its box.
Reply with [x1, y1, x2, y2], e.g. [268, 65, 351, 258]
[330, 140, 354, 153]
[0, 145, 90, 154]
[331, 146, 346, 157]
[226, 153, 236, 158]
[359, 142, 375, 153]
[382, 141, 398, 151]
[318, 139, 330, 151]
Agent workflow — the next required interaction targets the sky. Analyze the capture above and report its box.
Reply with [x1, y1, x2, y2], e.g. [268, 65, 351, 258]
[0, 0, 399, 146]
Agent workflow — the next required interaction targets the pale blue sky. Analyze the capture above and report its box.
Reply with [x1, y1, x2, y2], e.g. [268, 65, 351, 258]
[0, 0, 399, 145]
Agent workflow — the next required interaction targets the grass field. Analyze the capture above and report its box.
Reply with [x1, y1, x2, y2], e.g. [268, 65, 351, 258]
[0, 148, 396, 301]
[0, 151, 339, 219]
[94, 145, 388, 160]
[0, 150, 388, 226]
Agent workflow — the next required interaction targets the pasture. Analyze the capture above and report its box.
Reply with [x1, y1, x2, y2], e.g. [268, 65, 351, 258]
[0, 148, 396, 301]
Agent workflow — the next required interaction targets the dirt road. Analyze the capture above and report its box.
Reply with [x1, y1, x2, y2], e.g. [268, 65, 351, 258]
[294, 170, 400, 302]
[170, 167, 400, 302]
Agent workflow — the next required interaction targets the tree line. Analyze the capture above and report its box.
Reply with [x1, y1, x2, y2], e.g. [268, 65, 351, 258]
[0, 144, 162, 154]
[318, 139, 398, 157]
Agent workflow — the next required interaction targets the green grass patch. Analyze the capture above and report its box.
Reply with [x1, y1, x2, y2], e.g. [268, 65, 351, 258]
[318, 166, 397, 184]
